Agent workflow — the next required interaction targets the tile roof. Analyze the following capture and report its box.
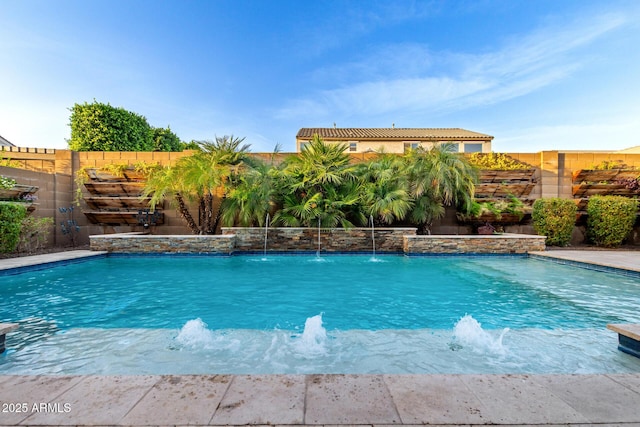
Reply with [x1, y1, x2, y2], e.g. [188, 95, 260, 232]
[297, 128, 493, 140]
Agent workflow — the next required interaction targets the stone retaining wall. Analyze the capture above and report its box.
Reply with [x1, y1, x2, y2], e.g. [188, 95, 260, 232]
[222, 227, 416, 252]
[90, 233, 235, 254]
[404, 233, 546, 254]
[90, 230, 546, 254]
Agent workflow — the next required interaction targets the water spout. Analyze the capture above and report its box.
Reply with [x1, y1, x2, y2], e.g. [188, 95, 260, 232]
[370, 214, 376, 259]
[263, 213, 270, 258]
[316, 217, 321, 257]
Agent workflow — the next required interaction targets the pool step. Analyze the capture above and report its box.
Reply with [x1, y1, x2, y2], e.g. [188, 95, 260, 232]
[607, 324, 640, 358]
[0, 323, 19, 353]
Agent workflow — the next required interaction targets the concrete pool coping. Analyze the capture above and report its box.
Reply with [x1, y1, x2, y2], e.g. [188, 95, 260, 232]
[1, 248, 639, 426]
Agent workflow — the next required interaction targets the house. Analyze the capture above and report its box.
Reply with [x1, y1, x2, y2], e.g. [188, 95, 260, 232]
[0, 134, 15, 147]
[296, 127, 493, 153]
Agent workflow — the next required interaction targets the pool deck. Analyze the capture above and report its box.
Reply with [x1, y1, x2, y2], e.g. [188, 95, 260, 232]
[1, 249, 640, 426]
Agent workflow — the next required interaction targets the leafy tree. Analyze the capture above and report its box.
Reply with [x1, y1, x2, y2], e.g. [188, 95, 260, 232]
[68, 101, 184, 152]
[152, 126, 182, 151]
[181, 140, 202, 150]
[68, 101, 154, 151]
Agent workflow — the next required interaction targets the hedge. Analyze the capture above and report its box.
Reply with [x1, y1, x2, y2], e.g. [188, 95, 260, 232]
[532, 198, 577, 246]
[586, 195, 637, 247]
[0, 202, 27, 253]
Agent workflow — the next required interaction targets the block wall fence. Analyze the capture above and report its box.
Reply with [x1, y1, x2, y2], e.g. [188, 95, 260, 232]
[2, 147, 640, 248]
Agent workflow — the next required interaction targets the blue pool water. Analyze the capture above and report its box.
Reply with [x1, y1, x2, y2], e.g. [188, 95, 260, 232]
[1, 254, 639, 374]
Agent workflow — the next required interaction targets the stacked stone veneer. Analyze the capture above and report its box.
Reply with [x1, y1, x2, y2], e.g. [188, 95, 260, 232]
[90, 230, 547, 254]
[222, 227, 416, 252]
[404, 233, 546, 254]
[90, 232, 235, 254]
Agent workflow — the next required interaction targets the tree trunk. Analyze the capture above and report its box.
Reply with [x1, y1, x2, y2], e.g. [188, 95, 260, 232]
[198, 198, 206, 234]
[175, 193, 199, 234]
[203, 192, 214, 234]
[211, 194, 226, 234]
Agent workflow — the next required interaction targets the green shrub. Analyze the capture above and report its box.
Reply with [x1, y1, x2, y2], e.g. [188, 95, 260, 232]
[586, 195, 637, 247]
[18, 216, 54, 253]
[467, 152, 532, 170]
[532, 198, 577, 246]
[152, 127, 183, 152]
[0, 202, 27, 253]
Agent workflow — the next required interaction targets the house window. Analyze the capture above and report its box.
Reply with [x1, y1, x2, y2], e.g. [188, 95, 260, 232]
[403, 142, 421, 152]
[442, 142, 459, 152]
[349, 142, 357, 152]
[300, 141, 309, 151]
[464, 143, 483, 153]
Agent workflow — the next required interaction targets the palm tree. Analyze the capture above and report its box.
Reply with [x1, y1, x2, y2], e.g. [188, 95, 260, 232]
[220, 160, 278, 227]
[272, 135, 361, 228]
[357, 152, 412, 226]
[405, 143, 478, 234]
[142, 135, 251, 234]
[143, 163, 200, 233]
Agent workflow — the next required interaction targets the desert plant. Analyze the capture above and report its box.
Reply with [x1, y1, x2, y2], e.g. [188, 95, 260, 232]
[0, 202, 27, 253]
[532, 198, 577, 246]
[586, 195, 637, 247]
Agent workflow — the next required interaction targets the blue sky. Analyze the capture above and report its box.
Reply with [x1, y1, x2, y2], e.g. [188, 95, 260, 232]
[2, 0, 640, 153]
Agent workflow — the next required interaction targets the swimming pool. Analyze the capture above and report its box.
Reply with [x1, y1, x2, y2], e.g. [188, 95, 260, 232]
[1, 254, 639, 374]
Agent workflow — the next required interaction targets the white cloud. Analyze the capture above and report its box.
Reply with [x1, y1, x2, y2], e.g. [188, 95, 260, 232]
[275, 11, 631, 121]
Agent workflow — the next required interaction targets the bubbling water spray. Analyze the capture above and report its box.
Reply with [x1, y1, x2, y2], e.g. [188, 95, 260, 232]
[294, 314, 327, 355]
[175, 318, 216, 349]
[452, 314, 509, 355]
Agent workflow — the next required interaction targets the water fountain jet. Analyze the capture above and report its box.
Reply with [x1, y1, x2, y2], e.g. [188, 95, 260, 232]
[316, 217, 321, 258]
[370, 214, 376, 260]
[263, 213, 270, 259]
